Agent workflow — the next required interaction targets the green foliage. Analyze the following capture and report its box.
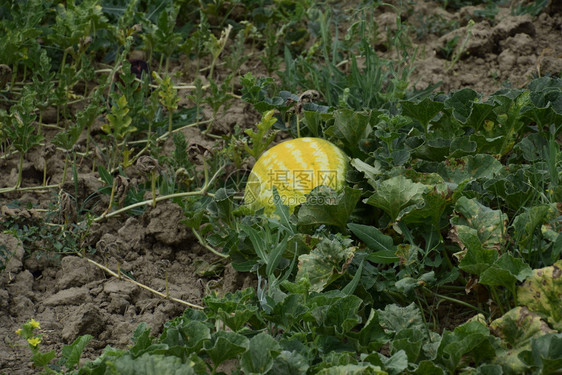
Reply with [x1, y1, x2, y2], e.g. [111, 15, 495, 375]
[3, 1, 562, 373]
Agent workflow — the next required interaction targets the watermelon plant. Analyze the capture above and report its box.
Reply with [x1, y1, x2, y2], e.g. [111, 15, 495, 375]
[0, 0, 561, 374]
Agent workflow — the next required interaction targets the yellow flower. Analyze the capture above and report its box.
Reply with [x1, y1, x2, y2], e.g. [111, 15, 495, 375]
[15, 328, 22, 336]
[27, 337, 41, 347]
[29, 319, 41, 329]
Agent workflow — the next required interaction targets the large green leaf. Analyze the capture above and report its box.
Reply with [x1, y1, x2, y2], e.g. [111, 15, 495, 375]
[437, 154, 502, 187]
[240, 332, 281, 375]
[402, 171, 451, 225]
[518, 333, 562, 375]
[326, 109, 371, 156]
[364, 175, 428, 223]
[512, 204, 558, 247]
[445, 88, 479, 124]
[436, 320, 495, 372]
[322, 295, 363, 335]
[270, 350, 310, 374]
[518, 260, 562, 330]
[364, 350, 409, 375]
[204, 331, 249, 369]
[159, 320, 210, 353]
[60, 334, 93, 370]
[297, 186, 362, 231]
[479, 253, 532, 293]
[378, 303, 425, 334]
[452, 226, 498, 275]
[400, 97, 444, 132]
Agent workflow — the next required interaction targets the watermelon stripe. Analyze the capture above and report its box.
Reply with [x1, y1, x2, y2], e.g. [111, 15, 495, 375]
[245, 137, 348, 214]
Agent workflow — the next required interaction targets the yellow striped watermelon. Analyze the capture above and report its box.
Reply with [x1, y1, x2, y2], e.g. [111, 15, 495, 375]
[244, 137, 348, 214]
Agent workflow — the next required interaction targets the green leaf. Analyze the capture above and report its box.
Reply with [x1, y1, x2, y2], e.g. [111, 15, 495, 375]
[322, 295, 363, 335]
[270, 350, 310, 374]
[109, 353, 195, 375]
[346, 308, 389, 352]
[297, 186, 362, 230]
[348, 223, 394, 252]
[31, 350, 56, 368]
[401, 172, 451, 225]
[413, 360, 445, 375]
[296, 236, 356, 293]
[445, 88, 479, 124]
[400, 97, 444, 132]
[364, 175, 428, 223]
[436, 320, 495, 372]
[479, 253, 532, 292]
[438, 154, 503, 187]
[341, 261, 363, 296]
[518, 260, 562, 330]
[454, 226, 498, 275]
[316, 364, 386, 375]
[350, 158, 382, 184]
[61, 334, 93, 369]
[159, 320, 210, 352]
[518, 333, 562, 374]
[364, 350, 408, 375]
[326, 109, 370, 156]
[204, 331, 249, 369]
[240, 332, 281, 375]
[378, 303, 425, 334]
[512, 204, 558, 247]
[391, 328, 424, 362]
[366, 250, 400, 264]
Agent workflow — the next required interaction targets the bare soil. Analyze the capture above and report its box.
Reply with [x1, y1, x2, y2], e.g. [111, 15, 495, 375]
[1, 1, 560, 373]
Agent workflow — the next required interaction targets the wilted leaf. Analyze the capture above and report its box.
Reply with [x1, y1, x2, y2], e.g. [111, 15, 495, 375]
[518, 260, 562, 330]
[490, 306, 554, 374]
[296, 236, 356, 293]
[451, 197, 506, 251]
